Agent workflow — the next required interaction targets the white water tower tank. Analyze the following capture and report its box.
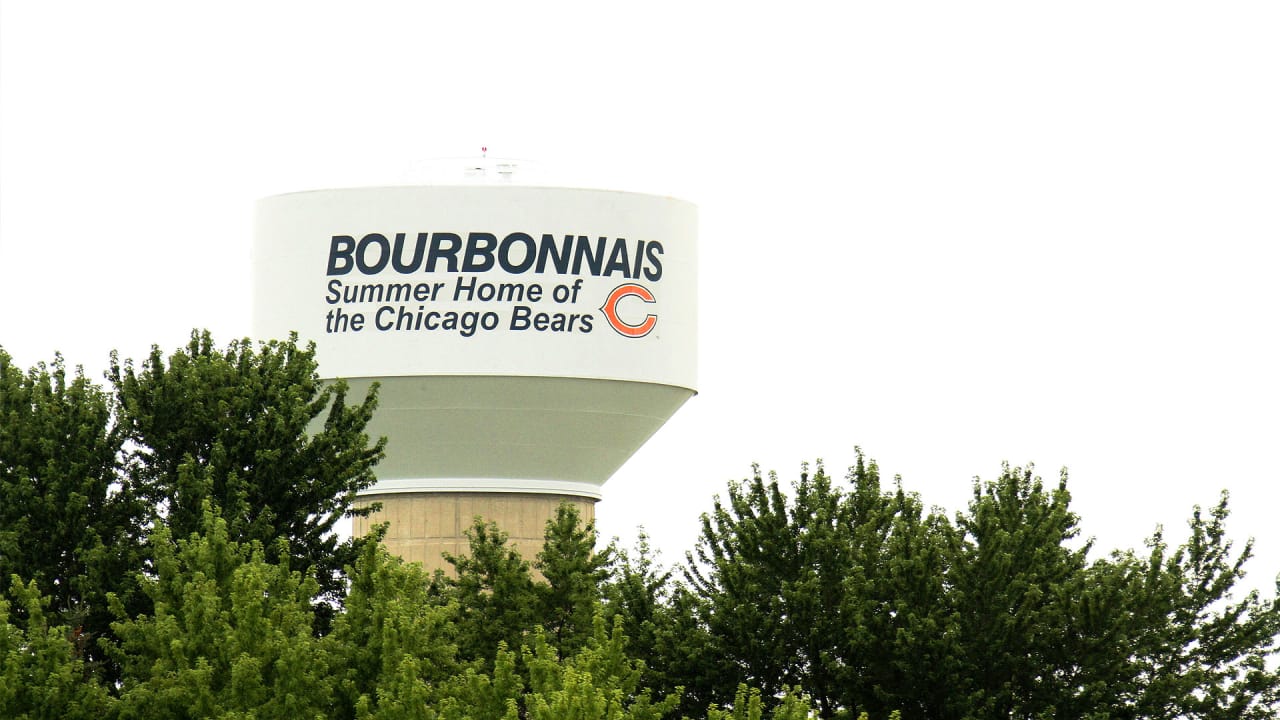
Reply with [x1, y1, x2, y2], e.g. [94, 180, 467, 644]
[252, 173, 696, 567]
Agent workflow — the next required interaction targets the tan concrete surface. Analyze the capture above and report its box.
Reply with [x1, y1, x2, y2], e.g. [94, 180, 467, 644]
[353, 492, 597, 574]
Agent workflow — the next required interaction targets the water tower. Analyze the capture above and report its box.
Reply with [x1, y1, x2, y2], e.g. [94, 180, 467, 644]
[252, 168, 696, 570]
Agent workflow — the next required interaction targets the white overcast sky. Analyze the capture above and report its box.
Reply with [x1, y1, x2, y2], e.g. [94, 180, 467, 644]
[2, 2, 1278, 589]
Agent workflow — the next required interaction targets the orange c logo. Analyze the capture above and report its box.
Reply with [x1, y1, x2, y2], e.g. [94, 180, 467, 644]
[601, 283, 657, 338]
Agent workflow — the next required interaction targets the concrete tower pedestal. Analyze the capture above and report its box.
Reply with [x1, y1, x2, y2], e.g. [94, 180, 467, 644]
[354, 493, 596, 573]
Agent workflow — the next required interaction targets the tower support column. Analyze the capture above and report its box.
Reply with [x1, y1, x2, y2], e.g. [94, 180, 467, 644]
[354, 491, 597, 573]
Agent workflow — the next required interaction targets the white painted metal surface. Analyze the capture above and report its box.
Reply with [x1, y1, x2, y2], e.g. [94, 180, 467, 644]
[253, 185, 697, 498]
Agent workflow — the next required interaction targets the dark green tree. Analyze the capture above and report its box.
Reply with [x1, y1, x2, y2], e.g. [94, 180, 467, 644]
[603, 529, 677, 700]
[676, 454, 1280, 720]
[325, 536, 458, 719]
[0, 348, 147, 676]
[109, 330, 385, 614]
[651, 579, 725, 718]
[950, 464, 1111, 718]
[833, 460, 959, 720]
[1124, 492, 1280, 719]
[534, 504, 613, 657]
[444, 518, 539, 668]
[947, 471, 1280, 719]
[680, 454, 936, 717]
[445, 504, 616, 669]
[682, 464, 810, 709]
[432, 640, 525, 720]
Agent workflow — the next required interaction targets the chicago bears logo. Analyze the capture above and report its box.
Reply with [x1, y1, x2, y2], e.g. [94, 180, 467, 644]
[600, 283, 657, 338]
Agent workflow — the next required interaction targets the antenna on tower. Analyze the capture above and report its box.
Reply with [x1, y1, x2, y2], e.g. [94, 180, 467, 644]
[403, 149, 543, 185]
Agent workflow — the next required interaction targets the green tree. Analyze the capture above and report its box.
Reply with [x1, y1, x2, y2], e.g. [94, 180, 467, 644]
[0, 578, 115, 720]
[651, 579, 726, 717]
[603, 529, 677, 701]
[433, 641, 525, 720]
[950, 464, 1113, 718]
[680, 454, 937, 716]
[705, 685, 819, 720]
[678, 454, 1280, 719]
[833, 460, 959, 720]
[326, 536, 459, 719]
[433, 614, 680, 720]
[534, 504, 613, 657]
[0, 348, 147, 676]
[1125, 492, 1280, 719]
[108, 505, 332, 719]
[444, 519, 539, 669]
[445, 504, 614, 669]
[520, 615, 680, 720]
[109, 330, 385, 616]
[682, 464, 815, 709]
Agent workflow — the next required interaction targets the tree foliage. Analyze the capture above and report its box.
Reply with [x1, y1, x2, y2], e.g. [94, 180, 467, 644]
[4, 331, 1280, 718]
[0, 349, 146, 675]
[602, 530, 676, 700]
[1123, 492, 1280, 719]
[108, 506, 333, 719]
[109, 330, 384, 610]
[442, 518, 539, 670]
[442, 503, 614, 672]
[326, 537, 458, 719]
[2, 331, 383, 680]
[521, 616, 680, 720]
[0, 578, 114, 720]
[535, 504, 614, 657]
[677, 453, 1280, 719]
